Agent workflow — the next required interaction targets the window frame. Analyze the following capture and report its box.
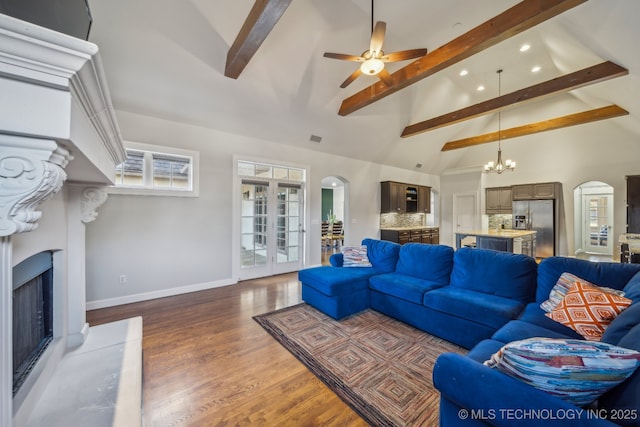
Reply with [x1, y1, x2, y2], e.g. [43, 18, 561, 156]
[109, 141, 199, 197]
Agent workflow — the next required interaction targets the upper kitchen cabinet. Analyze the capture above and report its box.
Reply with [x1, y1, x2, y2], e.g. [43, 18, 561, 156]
[381, 181, 431, 214]
[486, 187, 512, 214]
[417, 185, 431, 214]
[512, 182, 561, 200]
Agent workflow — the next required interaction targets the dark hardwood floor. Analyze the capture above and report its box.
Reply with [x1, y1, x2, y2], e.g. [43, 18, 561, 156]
[87, 273, 367, 427]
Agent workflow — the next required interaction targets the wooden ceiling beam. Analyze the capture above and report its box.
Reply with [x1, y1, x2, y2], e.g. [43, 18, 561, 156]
[337, 0, 588, 116]
[440, 105, 629, 151]
[225, 0, 292, 79]
[402, 61, 628, 138]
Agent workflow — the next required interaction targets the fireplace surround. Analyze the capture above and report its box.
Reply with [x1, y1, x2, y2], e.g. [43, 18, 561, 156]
[0, 13, 141, 426]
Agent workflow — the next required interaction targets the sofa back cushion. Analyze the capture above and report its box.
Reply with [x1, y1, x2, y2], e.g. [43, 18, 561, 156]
[536, 257, 640, 304]
[395, 243, 454, 284]
[449, 248, 537, 302]
[623, 271, 640, 302]
[361, 238, 401, 274]
[599, 321, 640, 426]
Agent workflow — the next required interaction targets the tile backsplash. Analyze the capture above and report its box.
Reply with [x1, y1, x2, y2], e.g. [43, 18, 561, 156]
[380, 213, 426, 228]
[488, 214, 513, 230]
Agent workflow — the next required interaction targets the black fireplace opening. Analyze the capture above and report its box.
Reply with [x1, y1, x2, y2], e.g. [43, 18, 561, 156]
[13, 251, 54, 396]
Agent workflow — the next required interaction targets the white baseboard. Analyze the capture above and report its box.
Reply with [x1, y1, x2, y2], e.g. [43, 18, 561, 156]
[86, 278, 236, 310]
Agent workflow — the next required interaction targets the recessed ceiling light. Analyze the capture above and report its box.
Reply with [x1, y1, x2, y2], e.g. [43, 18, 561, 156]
[332, 182, 337, 187]
[459, 69, 468, 76]
[477, 85, 485, 92]
[531, 65, 541, 73]
[520, 44, 530, 52]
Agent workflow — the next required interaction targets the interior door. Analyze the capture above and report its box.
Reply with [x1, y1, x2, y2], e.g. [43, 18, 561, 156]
[453, 192, 478, 245]
[583, 193, 613, 255]
[240, 180, 303, 280]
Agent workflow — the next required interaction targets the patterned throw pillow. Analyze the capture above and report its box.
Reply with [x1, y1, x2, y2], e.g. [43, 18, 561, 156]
[341, 246, 372, 268]
[540, 272, 625, 312]
[484, 337, 640, 406]
[545, 281, 632, 341]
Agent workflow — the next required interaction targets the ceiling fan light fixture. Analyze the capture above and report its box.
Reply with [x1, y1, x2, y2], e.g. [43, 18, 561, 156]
[360, 58, 384, 75]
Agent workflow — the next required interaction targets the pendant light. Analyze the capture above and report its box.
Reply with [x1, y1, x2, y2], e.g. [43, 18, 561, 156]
[484, 69, 516, 174]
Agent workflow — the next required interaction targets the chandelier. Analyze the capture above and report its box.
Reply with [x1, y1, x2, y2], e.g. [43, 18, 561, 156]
[484, 69, 515, 174]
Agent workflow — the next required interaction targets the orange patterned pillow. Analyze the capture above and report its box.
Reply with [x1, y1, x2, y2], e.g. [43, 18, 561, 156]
[545, 281, 632, 341]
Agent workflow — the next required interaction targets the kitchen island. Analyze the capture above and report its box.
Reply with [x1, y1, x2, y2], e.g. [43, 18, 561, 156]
[455, 229, 537, 257]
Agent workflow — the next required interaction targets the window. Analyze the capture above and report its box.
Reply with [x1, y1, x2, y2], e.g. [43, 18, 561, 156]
[237, 161, 305, 183]
[111, 141, 199, 197]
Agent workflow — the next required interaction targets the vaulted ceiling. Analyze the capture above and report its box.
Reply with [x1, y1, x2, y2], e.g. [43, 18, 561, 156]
[86, 0, 640, 175]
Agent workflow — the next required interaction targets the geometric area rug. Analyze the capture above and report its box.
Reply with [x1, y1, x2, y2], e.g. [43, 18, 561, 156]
[254, 303, 467, 426]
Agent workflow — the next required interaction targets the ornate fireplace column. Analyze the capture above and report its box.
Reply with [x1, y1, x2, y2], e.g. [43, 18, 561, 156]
[0, 135, 74, 427]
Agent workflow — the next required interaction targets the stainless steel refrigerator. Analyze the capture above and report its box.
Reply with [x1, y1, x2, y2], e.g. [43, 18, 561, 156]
[513, 199, 555, 258]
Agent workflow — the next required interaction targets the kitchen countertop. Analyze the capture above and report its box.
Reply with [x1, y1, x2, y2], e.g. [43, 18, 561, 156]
[381, 226, 439, 231]
[456, 229, 537, 238]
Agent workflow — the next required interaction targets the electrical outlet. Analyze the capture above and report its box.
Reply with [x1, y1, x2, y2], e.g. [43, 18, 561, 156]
[119, 275, 127, 284]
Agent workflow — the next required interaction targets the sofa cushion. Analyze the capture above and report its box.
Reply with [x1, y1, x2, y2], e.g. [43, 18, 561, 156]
[369, 273, 445, 304]
[623, 271, 640, 302]
[361, 238, 401, 274]
[518, 303, 586, 337]
[394, 243, 454, 283]
[599, 323, 640, 426]
[545, 281, 632, 341]
[602, 302, 640, 346]
[298, 266, 375, 296]
[423, 287, 525, 329]
[536, 257, 640, 304]
[492, 319, 581, 344]
[449, 248, 537, 302]
[341, 245, 372, 267]
[484, 337, 640, 407]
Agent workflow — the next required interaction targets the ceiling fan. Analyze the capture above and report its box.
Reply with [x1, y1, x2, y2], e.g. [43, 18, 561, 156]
[323, 1, 428, 88]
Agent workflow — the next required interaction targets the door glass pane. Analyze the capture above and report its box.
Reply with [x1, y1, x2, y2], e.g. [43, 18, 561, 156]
[276, 186, 301, 263]
[588, 196, 608, 248]
[241, 183, 269, 268]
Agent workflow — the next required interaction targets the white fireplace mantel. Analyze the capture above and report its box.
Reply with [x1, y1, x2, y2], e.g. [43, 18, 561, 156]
[0, 14, 140, 427]
[0, 14, 126, 184]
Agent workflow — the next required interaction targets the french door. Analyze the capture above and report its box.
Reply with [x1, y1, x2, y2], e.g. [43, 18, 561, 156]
[240, 180, 303, 279]
[583, 193, 613, 255]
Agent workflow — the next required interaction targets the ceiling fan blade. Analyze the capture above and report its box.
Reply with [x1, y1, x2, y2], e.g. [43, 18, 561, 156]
[323, 52, 366, 62]
[369, 21, 386, 54]
[340, 68, 362, 88]
[377, 68, 393, 86]
[380, 48, 428, 62]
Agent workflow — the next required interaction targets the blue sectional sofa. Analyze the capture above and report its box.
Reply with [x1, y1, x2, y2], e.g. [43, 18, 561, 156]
[297, 238, 640, 426]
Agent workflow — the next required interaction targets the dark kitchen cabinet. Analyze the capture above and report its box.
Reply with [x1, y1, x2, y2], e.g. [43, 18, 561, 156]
[381, 228, 439, 245]
[417, 185, 431, 213]
[627, 175, 640, 233]
[381, 181, 431, 214]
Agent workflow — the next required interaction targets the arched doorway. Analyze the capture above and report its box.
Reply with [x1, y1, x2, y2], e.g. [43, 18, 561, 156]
[574, 181, 614, 256]
[321, 176, 348, 261]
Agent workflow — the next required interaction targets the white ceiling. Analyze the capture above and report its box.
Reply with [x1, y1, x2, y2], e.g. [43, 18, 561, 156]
[86, 0, 640, 175]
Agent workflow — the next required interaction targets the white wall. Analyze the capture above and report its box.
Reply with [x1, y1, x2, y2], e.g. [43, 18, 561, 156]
[85, 111, 439, 307]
